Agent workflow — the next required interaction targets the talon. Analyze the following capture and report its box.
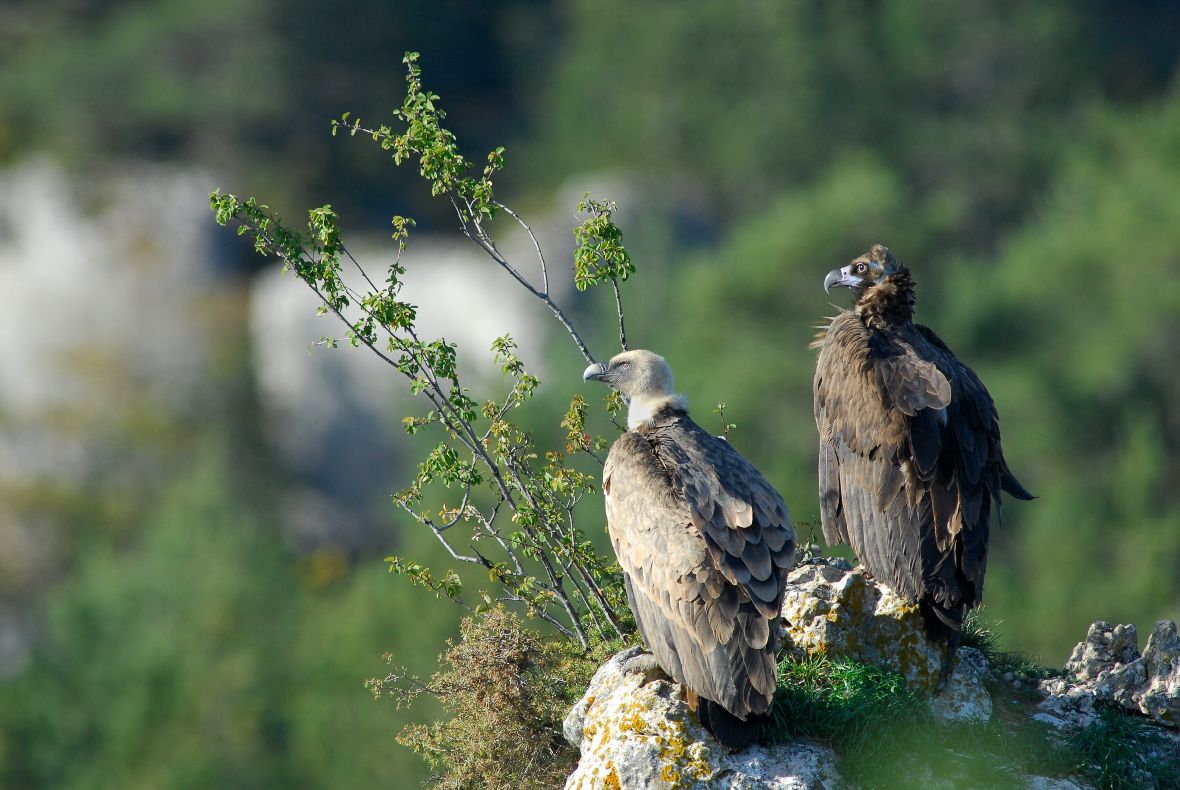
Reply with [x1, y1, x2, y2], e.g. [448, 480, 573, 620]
[620, 652, 666, 685]
[936, 643, 957, 690]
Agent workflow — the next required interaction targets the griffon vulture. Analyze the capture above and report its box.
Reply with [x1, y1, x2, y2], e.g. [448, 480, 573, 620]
[814, 245, 1032, 676]
[584, 350, 796, 748]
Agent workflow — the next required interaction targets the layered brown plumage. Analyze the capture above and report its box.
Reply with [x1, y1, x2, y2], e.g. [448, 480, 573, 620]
[585, 350, 795, 748]
[814, 246, 1032, 667]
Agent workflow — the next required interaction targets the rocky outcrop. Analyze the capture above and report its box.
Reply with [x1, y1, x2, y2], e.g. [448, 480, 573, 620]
[562, 566, 1180, 788]
[1037, 619, 1180, 730]
[563, 564, 998, 788]
[781, 562, 992, 722]
[563, 646, 843, 790]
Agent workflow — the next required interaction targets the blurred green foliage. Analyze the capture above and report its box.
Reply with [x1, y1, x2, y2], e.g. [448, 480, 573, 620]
[0, 0, 541, 225]
[1, 0, 1179, 786]
[541, 0, 1180, 660]
[0, 444, 455, 787]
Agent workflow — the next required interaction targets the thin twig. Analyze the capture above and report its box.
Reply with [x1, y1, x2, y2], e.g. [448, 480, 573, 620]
[611, 279, 628, 351]
[452, 194, 597, 365]
[435, 482, 473, 531]
[496, 201, 550, 295]
[563, 506, 624, 638]
[340, 242, 383, 296]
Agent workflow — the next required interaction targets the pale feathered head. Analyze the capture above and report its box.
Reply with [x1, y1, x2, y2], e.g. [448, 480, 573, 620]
[582, 349, 674, 401]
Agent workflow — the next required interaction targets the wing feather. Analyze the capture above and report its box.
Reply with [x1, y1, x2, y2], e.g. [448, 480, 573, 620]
[646, 419, 796, 620]
[604, 429, 793, 718]
[815, 312, 1031, 638]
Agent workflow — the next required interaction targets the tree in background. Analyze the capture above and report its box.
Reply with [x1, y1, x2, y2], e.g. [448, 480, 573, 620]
[526, 0, 1180, 659]
[1, 1, 1179, 786]
[0, 0, 540, 227]
[0, 442, 457, 788]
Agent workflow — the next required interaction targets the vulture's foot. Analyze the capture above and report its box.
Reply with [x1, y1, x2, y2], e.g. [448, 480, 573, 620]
[698, 699, 766, 751]
[619, 651, 666, 685]
[936, 644, 957, 690]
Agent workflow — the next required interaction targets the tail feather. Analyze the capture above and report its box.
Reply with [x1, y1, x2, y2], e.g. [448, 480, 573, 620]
[697, 699, 766, 750]
[919, 600, 963, 689]
[1001, 469, 1035, 501]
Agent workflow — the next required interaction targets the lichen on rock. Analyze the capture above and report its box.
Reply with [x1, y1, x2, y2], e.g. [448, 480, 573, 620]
[562, 586, 1180, 787]
[1138, 619, 1180, 727]
[780, 562, 991, 721]
[563, 647, 843, 789]
[781, 563, 942, 691]
[1039, 619, 1180, 729]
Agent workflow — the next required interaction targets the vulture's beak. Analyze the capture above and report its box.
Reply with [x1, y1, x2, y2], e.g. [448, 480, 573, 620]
[824, 265, 861, 292]
[583, 362, 610, 383]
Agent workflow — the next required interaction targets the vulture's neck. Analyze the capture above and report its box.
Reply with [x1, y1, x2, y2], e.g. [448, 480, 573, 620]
[628, 393, 686, 431]
[855, 267, 916, 330]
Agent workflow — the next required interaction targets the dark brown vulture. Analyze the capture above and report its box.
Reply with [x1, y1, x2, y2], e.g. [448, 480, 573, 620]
[583, 350, 796, 748]
[813, 245, 1032, 677]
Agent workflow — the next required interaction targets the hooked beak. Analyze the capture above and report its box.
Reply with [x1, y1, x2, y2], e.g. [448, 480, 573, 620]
[824, 265, 862, 293]
[582, 362, 610, 383]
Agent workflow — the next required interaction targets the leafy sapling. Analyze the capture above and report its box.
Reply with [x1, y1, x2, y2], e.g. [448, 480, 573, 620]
[212, 52, 635, 649]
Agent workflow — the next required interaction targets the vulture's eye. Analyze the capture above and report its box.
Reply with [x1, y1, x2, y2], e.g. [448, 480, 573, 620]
[619, 361, 631, 369]
[855, 263, 868, 275]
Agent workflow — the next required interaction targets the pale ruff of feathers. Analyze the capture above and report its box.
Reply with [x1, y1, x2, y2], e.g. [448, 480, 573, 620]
[627, 394, 686, 430]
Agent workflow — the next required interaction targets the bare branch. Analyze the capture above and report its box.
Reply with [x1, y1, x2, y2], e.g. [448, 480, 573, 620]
[394, 499, 483, 565]
[340, 242, 383, 296]
[563, 506, 625, 638]
[451, 194, 598, 365]
[612, 279, 628, 351]
[496, 201, 550, 295]
[436, 483, 473, 531]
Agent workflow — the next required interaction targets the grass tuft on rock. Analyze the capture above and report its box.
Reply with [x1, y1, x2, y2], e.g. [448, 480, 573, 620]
[962, 609, 1058, 682]
[768, 655, 925, 750]
[767, 654, 1078, 788]
[1069, 706, 1180, 790]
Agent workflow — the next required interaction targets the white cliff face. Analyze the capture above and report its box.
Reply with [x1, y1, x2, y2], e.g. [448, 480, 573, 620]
[247, 235, 551, 549]
[0, 160, 222, 471]
[0, 157, 574, 572]
[0, 160, 228, 675]
[248, 236, 548, 476]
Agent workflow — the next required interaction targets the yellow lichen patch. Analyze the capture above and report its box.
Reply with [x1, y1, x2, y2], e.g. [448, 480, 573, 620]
[659, 765, 682, 784]
[782, 566, 951, 692]
[618, 711, 645, 733]
[659, 730, 687, 762]
[686, 743, 715, 782]
[651, 712, 720, 789]
[603, 763, 621, 790]
[655, 726, 689, 784]
[868, 588, 942, 690]
[616, 698, 653, 734]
